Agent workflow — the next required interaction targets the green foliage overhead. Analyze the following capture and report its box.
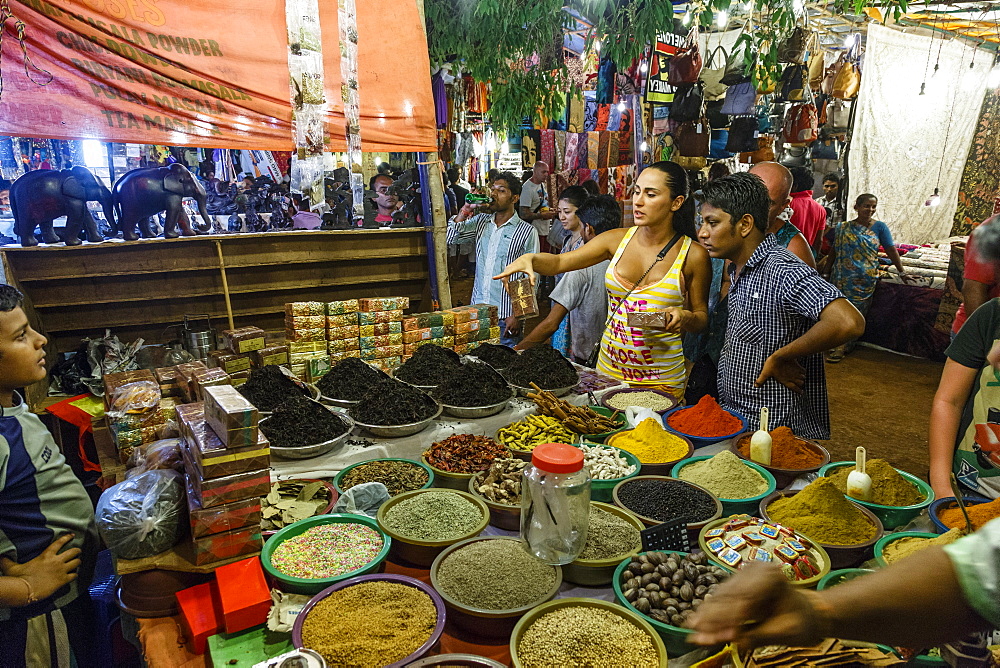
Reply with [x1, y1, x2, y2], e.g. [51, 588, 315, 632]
[424, 0, 915, 134]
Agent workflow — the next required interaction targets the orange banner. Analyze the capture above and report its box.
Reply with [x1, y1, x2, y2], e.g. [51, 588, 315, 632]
[321, 0, 437, 152]
[0, 0, 436, 152]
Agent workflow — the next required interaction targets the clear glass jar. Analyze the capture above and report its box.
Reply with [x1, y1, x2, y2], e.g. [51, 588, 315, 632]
[520, 442, 591, 565]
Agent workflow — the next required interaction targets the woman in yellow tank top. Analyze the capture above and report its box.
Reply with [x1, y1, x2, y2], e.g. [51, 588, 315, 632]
[495, 162, 711, 399]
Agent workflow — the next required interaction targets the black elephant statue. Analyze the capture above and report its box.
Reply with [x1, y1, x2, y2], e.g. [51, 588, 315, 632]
[9, 166, 113, 246]
[112, 164, 212, 240]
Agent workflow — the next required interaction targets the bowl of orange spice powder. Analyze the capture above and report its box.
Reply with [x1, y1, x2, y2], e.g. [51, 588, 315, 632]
[730, 426, 831, 488]
[663, 395, 746, 449]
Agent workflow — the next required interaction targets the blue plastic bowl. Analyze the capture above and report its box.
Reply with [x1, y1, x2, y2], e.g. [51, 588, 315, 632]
[670, 455, 776, 517]
[663, 406, 747, 449]
[928, 495, 992, 534]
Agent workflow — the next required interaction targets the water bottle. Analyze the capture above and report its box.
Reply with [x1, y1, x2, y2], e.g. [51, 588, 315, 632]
[520, 442, 591, 565]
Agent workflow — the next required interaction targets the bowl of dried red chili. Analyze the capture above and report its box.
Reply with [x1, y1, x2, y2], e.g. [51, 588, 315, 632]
[663, 396, 746, 449]
[422, 434, 512, 491]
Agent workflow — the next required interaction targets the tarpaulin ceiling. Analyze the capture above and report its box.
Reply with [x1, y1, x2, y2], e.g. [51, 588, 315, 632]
[0, 0, 435, 152]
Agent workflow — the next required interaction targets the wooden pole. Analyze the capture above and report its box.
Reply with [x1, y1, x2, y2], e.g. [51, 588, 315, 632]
[422, 154, 453, 310]
[214, 240, 235, 330]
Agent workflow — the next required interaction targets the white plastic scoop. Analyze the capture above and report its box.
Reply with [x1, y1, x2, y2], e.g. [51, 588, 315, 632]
[847, 446, 872, 501]
[750, 407, 772, 466]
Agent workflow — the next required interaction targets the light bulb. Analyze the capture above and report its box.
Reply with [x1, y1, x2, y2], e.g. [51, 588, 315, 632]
[924, 188, 941, 207]
[792, 0, 804, 12]
[682, 11, 692, 26]
[617, 101, 627, 112]
[639, 60, 648, 73]
[716, 10, 728, 28]
[988, 63, 1000, 88]
[843, 34, 855, 48]
[640, 141, 649, 152]
[593, 39, 601, 52]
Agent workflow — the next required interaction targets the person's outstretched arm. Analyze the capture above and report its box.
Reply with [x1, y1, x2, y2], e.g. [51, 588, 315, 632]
[494, 228, 627, 285]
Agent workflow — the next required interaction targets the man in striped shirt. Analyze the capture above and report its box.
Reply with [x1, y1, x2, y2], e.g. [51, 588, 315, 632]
[447, 172, 539, 345]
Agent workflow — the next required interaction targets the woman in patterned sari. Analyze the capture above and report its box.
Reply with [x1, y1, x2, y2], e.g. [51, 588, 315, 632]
[821, 193, 905, 362]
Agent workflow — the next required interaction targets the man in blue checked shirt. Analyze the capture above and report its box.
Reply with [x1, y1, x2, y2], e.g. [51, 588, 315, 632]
[447, 172, 539, 346]
[697, 172, 865, 440]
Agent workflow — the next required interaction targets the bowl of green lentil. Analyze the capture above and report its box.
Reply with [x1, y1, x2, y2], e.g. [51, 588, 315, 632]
[562, 502, 645, 587]
[576, 442, 641, 503]
[429, 536, 563, 639]
[601, 388, 678, 415]
[510, 597, 668, 668]
[293, 573, 446, 668]
[333, 458, 435, 497]
[261, 513, 391, 595]
[376, 489, 490, 567]
[670, 454, 777, 517]
[816, 568, 875, 590]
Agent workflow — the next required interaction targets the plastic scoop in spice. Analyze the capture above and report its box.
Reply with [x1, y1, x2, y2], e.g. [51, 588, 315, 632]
[846, 446, 872, 502]
[750, 406, 772, 466]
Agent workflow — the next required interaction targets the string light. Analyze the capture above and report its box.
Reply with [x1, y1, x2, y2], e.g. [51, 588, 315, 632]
[640, 141, 649, 152]
[924, 188, 941, 207]
[617, 100, 627, 112]
[716, 10, 728, 28]
[639, 60, 648, 73]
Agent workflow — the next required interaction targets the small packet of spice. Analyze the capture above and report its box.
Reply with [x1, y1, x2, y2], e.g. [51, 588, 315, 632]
[786, 539, 807, 553]
[288, 340, 326, 354]
[743, 532, 765, 546]
[359, 296, 409, 312]
[626, 309, 669, 328]
[774, 544, 798, 562]
[704, 528, 725, 539]
[223, 326, 266, 354]
[359, 322, 402, 337]
[760, 524, 780, 539]
[286, 328, 325, 342]
[230, 371, 250, 387]
[209, 350, 252, 375]
[252, 344, 289, 368]
[108, 380, 161, 416]
[285, 301, 326, 317]
[203, 385, 258, 447]
[725, 534, 747, 551]
[327, 313, 359, 328]
[307, 356, 332, 383]
[706, 537, 726, 554]
[327, 325, 360, 341]
[359, 333, 403, 348]
[326, 299, 360, 315]
[505, 278, 539, 320]
[748, 547, 772, 562]
[103, 369, 158, 409]
[358, 309, 403, 325]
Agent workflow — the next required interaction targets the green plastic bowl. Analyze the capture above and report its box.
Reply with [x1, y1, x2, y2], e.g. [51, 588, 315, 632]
[873, 531, 940, 567]
[576, 442, 641, 503]
[670, 456, 777, 517]
[819, 461, 935, 530]
[562, 502, 645, 587]
[611, 550, 728, 658]
[816, 568, 875, 590]
[376, 489, 490, 567]
[260, 513, 391, 595]
[511, 597, 668, 668]
[333, 457, 435, 496]
[577, 406, 629, 443]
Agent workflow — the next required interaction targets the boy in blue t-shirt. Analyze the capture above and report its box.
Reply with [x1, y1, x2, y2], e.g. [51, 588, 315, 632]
[0, 285, 98, 667]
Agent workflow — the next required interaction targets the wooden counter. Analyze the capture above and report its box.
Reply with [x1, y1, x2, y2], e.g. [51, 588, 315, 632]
[1, 229, 430, 404]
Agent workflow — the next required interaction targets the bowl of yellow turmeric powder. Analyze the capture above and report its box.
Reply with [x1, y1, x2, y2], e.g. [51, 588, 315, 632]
[607, 417, 693, 476]
[819, 460, 934, 530]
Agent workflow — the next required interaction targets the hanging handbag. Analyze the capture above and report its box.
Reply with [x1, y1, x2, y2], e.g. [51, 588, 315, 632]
[721, 81, 755, 116]
[710, 129, 734, 159]
[827, 98, 853, 131]
[740, 134, 775, 164]
[721, 35, 751, 85]
[810, 138, 839, 160]
[706, 99, 729, 129]
[777, 26, 808, 64]
[669, 27, 703, 86]
[783, 102, 819, 145]
[777, 64, 806, 102]
[754, 57, 778, 95]
[832, 60, 861, 99]
[808, 38, 827, 90]
[669, 82, 705, 123]
[701, 44, 729, 101]
[673, 155, 707, 170]
[727, 115, 760, 153]
[675, 117, 711, 157]
[780, 145, 810, 168]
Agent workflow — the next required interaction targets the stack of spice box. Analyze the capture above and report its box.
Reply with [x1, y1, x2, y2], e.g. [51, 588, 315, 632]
[358, 297, 409, 372]
[326, 299, 362, 367]
[284, 302, 331, 381]
[177, 385, 269, 565]
[401, 304, 501, 357]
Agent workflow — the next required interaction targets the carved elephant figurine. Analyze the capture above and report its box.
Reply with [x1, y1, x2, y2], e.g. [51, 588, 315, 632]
[9, 166, 112, 246]
[112, 164, 212, 240]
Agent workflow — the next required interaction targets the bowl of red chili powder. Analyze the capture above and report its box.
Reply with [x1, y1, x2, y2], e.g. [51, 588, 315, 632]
[731, 426, 830, 488]
[663, 396, 746, 448]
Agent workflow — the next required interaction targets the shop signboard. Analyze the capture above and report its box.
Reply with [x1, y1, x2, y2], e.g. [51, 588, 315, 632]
[644, 31, 687, 105]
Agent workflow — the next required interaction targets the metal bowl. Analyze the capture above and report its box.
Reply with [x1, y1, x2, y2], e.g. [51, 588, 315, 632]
[318, 394, 360, 409]
[258, 383, 323, 417]
[352, 404, 443, 438]
[264, 410, 355, 460]
[439, 392, 513, 419]
[509, 382, 576, 398]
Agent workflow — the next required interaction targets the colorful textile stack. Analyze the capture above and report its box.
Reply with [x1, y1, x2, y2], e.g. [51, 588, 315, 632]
[177, 386, 268, 565]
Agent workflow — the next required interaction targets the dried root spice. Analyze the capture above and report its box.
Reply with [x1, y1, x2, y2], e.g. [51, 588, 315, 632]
[300, 581, 437, 666]
[238, 365, 309, 412]
[505, 344, 578, 390]
[316, 357, 391, 402]
[259, 394, 348, 448]
[472, 458, 526, 505]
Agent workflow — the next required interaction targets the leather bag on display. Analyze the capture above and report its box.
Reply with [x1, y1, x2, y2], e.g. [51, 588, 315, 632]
[827, 98, 853, 131]
[721, 81, 755, 116]
[740, 134, 776, 163]
[669, 28, 704, 86]
[706, 99, 729, 130]
[674, 117, 711, 157]
[673, 155, 707, 170]
[726, 115, 760, 153]
[710, 129, 734, 159]
[808, 42, 827, 90]
[780, 145, 810, 168]
[777, 64, 807, 101]
[777, 26, 808, 64]
[670, 82, 705, 123]
[701, 45, 730, 100]
[783, 101, 819, 145]
[721, 38, 751, 86]
[833, 60, 861, 99]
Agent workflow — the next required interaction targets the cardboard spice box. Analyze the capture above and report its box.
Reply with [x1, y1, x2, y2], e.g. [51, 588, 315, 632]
[358, 296, 409, 312]
[358, 309, 403, 325]
[359, 322, 402, 337]
[252, 344, 289, 368]
[186, 425, 270, 480]
[185, 462, 270, 509]
[203, 385, 258, 448]
[192, 368, 231, 402]
[285, 301, 325, 317]
[327, 338, 361, 354]
[288, 340, 327, 354]
[326, 299, 360, 315]
[222, 327, 266, 354]
[209, 350, 252, 375]
[359, 333, 403, 348]
[368, 356, 401, 373]
[188, 492, 262, 538]
[626, 310, 669, 328]
[326, 313, 359, 328]
[284, 315, 325, 330]
[190, 523, 263, 566]
[327, 325, 361, 341]
[286, 328, 326, 343]
[360, 345, 405, 360]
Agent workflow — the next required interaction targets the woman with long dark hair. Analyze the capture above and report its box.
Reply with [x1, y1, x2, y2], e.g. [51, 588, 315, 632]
[496, 162, 711, 399]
